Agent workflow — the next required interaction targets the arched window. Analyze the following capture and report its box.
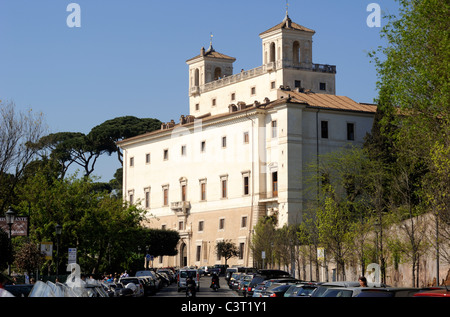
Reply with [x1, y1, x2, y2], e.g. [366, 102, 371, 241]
[293, 41, 300, 63]
[214, 67, 222, 80]
[270, 42, 276, 63]
[194, 68, 200, 86]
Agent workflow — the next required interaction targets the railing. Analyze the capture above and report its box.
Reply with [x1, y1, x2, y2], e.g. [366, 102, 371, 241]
[190, 61, 336, 95]
[171, 201, 191, 216]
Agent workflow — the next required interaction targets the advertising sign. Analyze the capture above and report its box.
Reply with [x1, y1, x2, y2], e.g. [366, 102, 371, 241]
[0, 216, 29, 236]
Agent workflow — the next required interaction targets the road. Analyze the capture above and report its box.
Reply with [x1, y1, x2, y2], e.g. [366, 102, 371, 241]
[153, 276, 238, 297]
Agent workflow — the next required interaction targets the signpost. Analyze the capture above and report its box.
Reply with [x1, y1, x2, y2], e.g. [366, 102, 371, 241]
[68, 248, 77, 264]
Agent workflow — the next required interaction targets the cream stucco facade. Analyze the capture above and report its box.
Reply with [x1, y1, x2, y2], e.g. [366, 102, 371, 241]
[118, 14, 377, 268]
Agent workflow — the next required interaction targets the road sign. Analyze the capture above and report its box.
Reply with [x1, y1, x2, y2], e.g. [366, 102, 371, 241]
[68, 248, 77, 264]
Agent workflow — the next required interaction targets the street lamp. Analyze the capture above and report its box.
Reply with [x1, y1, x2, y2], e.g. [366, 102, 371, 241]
[55, 224, 62, 277]
[5, 208, 15, 276]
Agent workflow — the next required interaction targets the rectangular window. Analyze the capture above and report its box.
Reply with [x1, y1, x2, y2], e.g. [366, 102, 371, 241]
[272, 171, 278, 197]
[181, 184, 187, 202]
[201, 140, 206, 152]
[222, 136, 227, 148]
[243, 132, 249, 144]
[219, 218, 225, 230]
[144, 188, 150, 208]
[198, 221, 204, 232]
[241, 216, 247, 228]
[145, 153, 151, 164]
[178, 221, 184, 231]
[195, 103, 200, 111]
[295, 80, 301, 88]
[163, 188, 169, 206]
[221, 179, 227, 199]
[196, 245, 201, 262]
[272, 120, 277, 138]
[321, 121, 328, 139]
[251, 87, 256, 95]
[347, 123, 355, 141]
[129, 192, 134, 205]
[181, 145, 186, 156]
[271, 81, 276, 89]
[231, 93, 236, 101]
[212, 98, 216, 106]
[129, 157, 134, 167]
[320, 82, 326, 91]
[243, 176, 249, 195]
[163, 149, 169, 160]
[200, 182, 206, 201]
[239, 243, 245, 260]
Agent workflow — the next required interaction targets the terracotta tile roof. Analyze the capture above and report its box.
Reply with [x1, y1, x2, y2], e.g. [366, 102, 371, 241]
[279, 90, 377, 113]
[260, 16, 315, 36]
[118, 91, 376, 146]
[186, 48, 236, 63]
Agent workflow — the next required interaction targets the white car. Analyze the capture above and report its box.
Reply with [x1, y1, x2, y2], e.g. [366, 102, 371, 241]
[118, 277, 145, 297]
[177, 268, 200, 292]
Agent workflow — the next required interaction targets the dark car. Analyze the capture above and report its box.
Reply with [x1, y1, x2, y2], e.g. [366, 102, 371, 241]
[311, 281, 388, 297]
[245, 270, 293, 297]
[261, 283, 295, 297]
[237, 274, 255, 296]
[4, 284, 34, 297]
[356, 287, 420, 297]
[284, 282, 323, 297]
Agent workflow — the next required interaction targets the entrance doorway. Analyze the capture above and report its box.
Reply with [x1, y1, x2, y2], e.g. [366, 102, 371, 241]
[180, 242, 187, 267]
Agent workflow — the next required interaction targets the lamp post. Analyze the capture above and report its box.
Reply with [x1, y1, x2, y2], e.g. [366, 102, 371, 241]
[5, 208, 16, 276]
[55, 224, 62, 277]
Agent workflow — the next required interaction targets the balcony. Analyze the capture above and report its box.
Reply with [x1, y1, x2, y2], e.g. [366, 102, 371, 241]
[171, 201, 191, 216]
[258, 192, 278, 203]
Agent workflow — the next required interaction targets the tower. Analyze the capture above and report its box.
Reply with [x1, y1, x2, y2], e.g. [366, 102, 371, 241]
[186, 38, 236, 97]
[259, 12, 336, 94]
[259, 13, 314, 69]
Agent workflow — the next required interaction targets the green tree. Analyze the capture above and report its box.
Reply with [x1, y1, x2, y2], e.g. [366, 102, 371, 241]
[14, 167, 147, 275]
[370, 0, 449, 285]
[215, 240, 239, 267]
[88, 116, 161, 165]
[251, 216, 277, 268]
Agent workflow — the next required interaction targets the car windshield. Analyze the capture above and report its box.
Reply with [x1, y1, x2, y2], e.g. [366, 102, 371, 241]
[297, 286, 317, 296]
[121, 278, 139, 285]
[180, 271, 197, 278]
[323, 289, 353, 297]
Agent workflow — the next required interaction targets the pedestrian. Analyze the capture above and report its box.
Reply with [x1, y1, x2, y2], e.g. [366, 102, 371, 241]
[358, 276, 368, 287]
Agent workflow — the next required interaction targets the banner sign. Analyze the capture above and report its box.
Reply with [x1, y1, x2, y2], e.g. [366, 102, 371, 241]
[0, 216, 29, 236]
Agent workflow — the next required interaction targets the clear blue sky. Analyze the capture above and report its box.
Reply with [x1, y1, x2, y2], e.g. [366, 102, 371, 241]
[0, 0, 399, 181]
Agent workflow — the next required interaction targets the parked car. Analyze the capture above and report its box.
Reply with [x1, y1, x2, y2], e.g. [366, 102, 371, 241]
[157, 268, 176, 283]
[252, 278, 299, 297]
[261, 283, 296, 297]
[355, 287, 420, 297]
[413, 286, 450, 297]
[177, 268, 200, 292]
[237, 274, 255, 296]
[230, 273, 245, 290]
[284, 282, 323, 297]
[136, 270, 161, 289]
[3, 284, 34, 297]
[321, 286, 365, 297]
[311, 281, 388, 297]
[225, 268, 237, 282]
[245, 271, 292, 297]
[118, 277, 145, 297]
[137, 276, 157, 296]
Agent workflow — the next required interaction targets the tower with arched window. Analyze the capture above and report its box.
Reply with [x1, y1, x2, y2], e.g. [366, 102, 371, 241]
[186, 43, 236, 97]
[186, 12, 336, 117]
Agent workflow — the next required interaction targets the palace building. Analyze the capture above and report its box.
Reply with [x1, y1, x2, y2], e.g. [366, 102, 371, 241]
[117, 12, 377, 268]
